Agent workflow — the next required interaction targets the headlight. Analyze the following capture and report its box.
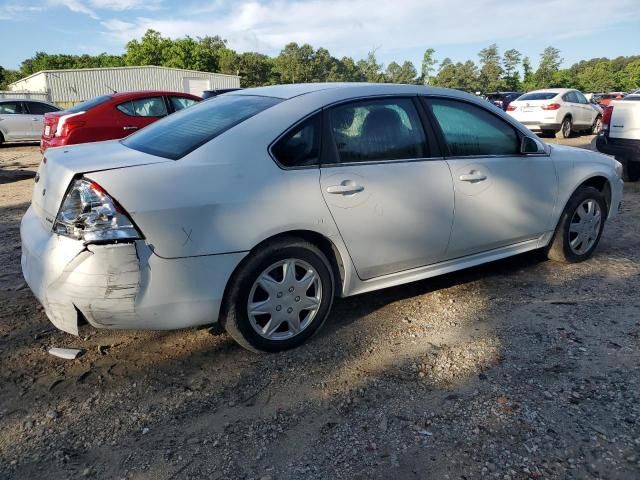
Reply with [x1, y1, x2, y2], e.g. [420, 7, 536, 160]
[53, 178, 141, 242]
[614, 160, 623, 179]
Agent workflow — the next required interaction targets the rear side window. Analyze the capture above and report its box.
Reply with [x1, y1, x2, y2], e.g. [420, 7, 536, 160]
[117, 97, 167, 117]
[563, 92, 578, 103]
[327, 98, 428, 163]
[427, 98, 519, 157]
[67, 95, 111, 113]
[272, 114, 321, 168]
[170, 96, 199, 111]
[26, 102, 59, 115]
[518, 92, 557, 101]
[122, 95, 281, 160]
[0, 102, 23, 114]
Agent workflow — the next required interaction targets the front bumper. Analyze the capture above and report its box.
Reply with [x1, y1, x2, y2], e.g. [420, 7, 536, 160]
[20, 206, 246, 335]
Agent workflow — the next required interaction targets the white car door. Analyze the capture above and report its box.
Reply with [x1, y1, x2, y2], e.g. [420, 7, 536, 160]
[319, 97, 455, 280]
[0, 101, 33, 140]
[424, 97, 558, 259]
[574, 91, 597, 127]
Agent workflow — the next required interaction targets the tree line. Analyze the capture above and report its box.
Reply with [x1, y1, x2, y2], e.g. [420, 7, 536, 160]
[1, 29, 639, 93]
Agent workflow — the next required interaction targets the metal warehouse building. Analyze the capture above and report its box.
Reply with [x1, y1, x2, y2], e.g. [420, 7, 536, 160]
[7, 66, 240, 107]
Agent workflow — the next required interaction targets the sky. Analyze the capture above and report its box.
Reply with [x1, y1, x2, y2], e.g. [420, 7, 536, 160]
[1, 0, 640, 72]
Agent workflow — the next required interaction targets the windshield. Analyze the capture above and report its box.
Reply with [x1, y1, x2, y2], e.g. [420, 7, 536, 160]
[122, 94, 282, 160]
[67, 95, 112, 113]
[517, 92, 558, 101]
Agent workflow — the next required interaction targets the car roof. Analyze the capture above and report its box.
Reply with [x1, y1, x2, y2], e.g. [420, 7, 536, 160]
[228, 82, 479, 101]
[109, 91, 201, 100]
[525, 88, 575, 94]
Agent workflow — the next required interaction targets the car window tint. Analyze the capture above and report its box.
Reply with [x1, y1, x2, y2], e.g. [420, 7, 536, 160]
[122, 94, 281, 160]
[575, 92, 588, 104]
[328, 98, 427, 163]
[0, 102, 23, 114]
[116, 101, 135, 116]
[127, 97, 167, 117]
[428, 98, 519, 157]
[170, 96, 199, 111]
[518, 92, 557, 101]
[67, 95, 111, 113]
[272, 114, 321, 167]
[26, 102, 59, 115]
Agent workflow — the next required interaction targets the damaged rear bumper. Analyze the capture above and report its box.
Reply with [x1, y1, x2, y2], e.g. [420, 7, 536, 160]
[20, 205, 246, 335]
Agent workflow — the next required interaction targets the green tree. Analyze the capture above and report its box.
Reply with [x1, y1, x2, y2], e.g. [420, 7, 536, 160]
[620, 59, 640, 91]
[477, 44, 503, 92]
[385, 61, 418, 84]
[357, 51, 384, 83]
[124, 29, 171, 66]
[521, 56, 535, 91]
[0, 66, 21, 89]
[273, 42, 315, 83]
[327, 56, 364, 82]
[420, 48, 437, 85]
[502, 49, 521, 90]
[432, 57, 456, 87]
[535, 46, 562, 88]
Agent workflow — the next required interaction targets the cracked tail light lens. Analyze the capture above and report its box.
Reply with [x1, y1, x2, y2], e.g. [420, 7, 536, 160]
[53, 179, 141, 242]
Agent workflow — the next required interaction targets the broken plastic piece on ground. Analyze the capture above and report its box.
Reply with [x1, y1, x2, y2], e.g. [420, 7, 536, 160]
[48, 347, 83, 360]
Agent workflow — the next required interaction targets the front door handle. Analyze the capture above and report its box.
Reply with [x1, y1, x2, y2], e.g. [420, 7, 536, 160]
[459, 172, 487, 182]
[326, 181, 365, 195]
[123, 125, 139, 131]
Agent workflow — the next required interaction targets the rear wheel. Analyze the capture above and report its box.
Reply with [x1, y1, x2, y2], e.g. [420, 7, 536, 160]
[555, 117, 573, 139]
[221, 237, 335, 352]
[546, 186, 606, 263]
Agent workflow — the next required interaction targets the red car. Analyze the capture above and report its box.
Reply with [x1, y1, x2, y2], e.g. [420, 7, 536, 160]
[41, 91, 200, 152]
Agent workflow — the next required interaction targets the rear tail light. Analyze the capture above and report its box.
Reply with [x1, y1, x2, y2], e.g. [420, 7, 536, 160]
[53, 178, 141, 242]
[602, 106, 613, 131]
[506, 105, 517, 111]
[55, 111, 86, 137]
[541, 103, 561, 110]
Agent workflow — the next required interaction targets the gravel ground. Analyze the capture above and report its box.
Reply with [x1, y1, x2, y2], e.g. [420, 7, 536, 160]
[1, 136, 639, 480]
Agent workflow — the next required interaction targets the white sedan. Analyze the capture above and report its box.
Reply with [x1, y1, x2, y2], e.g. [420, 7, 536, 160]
[507, 88, 602, 138]
[21, 84, 623, 352]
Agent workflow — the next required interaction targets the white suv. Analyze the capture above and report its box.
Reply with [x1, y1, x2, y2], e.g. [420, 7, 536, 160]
[507, 88, 601, 138]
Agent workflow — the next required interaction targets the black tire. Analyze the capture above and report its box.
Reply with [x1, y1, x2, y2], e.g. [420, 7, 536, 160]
[617, 157, 640, 182]
[546, 186, 606, 263]
[220, 237, 335, 352]
[555, 117, 573, 139]
[591, 116, 602, 135]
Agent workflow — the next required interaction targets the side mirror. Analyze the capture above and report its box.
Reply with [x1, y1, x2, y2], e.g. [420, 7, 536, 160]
[521, 136, 544, 154]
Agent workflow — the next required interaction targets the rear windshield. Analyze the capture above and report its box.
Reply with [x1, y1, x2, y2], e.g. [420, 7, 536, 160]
[122, 95, 281, 160]
[517, 92, 558, 101]
[624, 95, 640, 101]
[67, 95, 112, 113]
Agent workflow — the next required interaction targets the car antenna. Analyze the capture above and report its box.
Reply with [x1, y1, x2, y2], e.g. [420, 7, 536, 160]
[105, 84, 117, 93]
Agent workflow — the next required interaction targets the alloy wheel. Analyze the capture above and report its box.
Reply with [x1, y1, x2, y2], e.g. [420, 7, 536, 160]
[247, 258, 322, 341]
[568, 199, 602, 255]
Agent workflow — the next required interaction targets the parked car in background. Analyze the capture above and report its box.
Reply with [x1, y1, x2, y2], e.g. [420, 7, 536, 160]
[21, 83, 623, 352]
[0, 99, 61, 146]
[202, 88, 242, 99]
[40, 91, 200, 152]
[485, 91, 523, 111]
[507, 88, 602, 138]
[595, 92, 626, 107]
[597, 97, 640, 181]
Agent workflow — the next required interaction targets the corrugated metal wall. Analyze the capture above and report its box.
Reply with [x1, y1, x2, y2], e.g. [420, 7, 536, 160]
[0, 91, 51, 101]
[43, 66, 240, 105]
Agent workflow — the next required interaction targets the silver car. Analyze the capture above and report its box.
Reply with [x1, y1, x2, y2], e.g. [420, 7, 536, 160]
[0, 99, 61, 145]
[20, 83, 624, 352]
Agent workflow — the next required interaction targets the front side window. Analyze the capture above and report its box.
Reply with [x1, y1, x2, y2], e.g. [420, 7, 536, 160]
[427, 98, 519, 157]
[272, 114, 321, 167]
[170, 96, 199, 111]
[26, 102, 59, 115]
[117, 97, 167, 117]
[327, 98, 427, 163]
[123, 94, 281, 160]
[0, 102, 23, 114]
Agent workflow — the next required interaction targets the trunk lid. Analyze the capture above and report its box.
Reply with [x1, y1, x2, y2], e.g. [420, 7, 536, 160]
[31, 140, 169, 227]
[42, 111, 64, 139]
[608, 100, 640, 140]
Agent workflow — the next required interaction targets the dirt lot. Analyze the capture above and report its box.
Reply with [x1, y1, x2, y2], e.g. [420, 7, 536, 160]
[1, 137, 639, 480]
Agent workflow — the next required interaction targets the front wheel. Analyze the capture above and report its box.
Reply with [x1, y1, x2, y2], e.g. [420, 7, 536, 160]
[546, 186, 606, 263]
[592, 116, 602, 135]
[555, 117, 573, 139]
[221, 237, 335, 352]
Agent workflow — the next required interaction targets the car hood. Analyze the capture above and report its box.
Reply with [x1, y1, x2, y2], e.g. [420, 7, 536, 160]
[31, 140, 169, 224]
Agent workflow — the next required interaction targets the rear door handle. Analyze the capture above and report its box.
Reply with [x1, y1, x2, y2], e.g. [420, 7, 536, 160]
[123, 126, 139, 131]
[326, 182, 365, 195]
[459, 173, 487, 182]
